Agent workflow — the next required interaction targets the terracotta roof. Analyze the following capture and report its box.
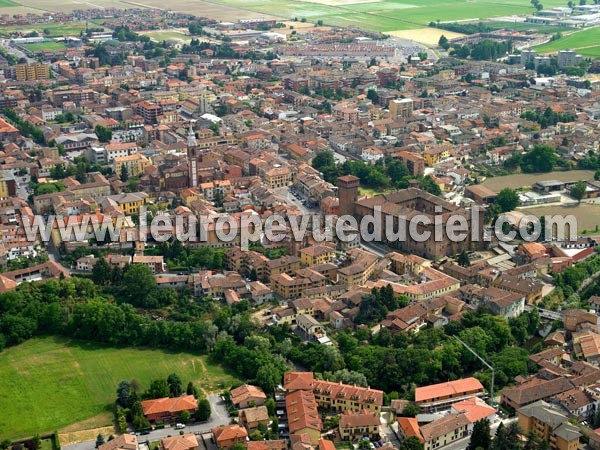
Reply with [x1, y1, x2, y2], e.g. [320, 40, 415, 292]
[415, 378, 484, 403]
[160, 434, 198, 450]
[283, 372, 315, 391]
[285, 389, 322, 434]
[141, 395, 197, 416]
[211, 424, 248, 443]
[397, 417, 423, 443]
[231, 384, 267, 407]
[99, 435, 138, 450]
[419, 413, 470, 442]
[451, 397, 496, 423]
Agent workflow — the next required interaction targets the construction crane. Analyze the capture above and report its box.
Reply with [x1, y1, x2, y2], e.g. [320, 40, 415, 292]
[453, 335, 495, 406]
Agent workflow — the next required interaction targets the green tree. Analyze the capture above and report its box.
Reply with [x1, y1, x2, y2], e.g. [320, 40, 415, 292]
[570, 180, 586, 204]
[116, 380, 131, 407]
[92, 257, 112, 286]
[95, 434, 105, 449]
[147, 379, 170, 399]
[180, 410, 191, 423]
[438, 34, 449, 49]
[467, 419, 491, 450]
[196, 397, 212, 421]
[458, 249, 470, 267]
[187, 381, 198, 397]
[401, 402, 420, 418]
[167, 373, 183, 397]
[94, 125, 112, 143]
[120, 264, 157, 307]
[495, 188, 520, 212]
[120, 164, 129, 182]
[398, 436, 424, 450]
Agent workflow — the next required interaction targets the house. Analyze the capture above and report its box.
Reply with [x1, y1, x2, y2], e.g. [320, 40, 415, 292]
[550, 388, 595, 422]
[338, 410, 380, 441]
[239, 405, 269, 430]
[98, 435, 138, 450]
[141, 395, 198, 422]
[415, 378, 485, 412]
[397, 417, 423, 443]
[212, 425, 248, 450]
[419, 413, 470, 450]
[230, 384, 267, 409]
[160, 434, 199, 450]
[518, 400, 581, 450]
[132, 254, 166, 274]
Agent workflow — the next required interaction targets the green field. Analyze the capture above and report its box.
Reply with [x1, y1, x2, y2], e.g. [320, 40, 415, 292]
[22, 40, 66, 52]
[0, 0, 17, 6]
[0, 21, 90, 37]
[0, 337, 240, 440]
[534, 26, 600, 57]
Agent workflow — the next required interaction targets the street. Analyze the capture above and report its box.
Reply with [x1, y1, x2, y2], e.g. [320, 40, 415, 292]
[63, 395, 230, 450]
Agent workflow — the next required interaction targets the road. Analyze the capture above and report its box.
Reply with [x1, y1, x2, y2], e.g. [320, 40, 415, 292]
[524, 305, 563, 321]
[63, 395, 230, 450]
[1, 39, 33, 63]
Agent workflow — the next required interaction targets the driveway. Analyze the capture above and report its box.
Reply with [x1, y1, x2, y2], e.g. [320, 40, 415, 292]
[64, 395, 230, 450]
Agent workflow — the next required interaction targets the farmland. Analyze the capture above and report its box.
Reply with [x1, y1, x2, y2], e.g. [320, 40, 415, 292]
[534, 26, 600, 58]
[0, 0, 579, 34]
[0, 336, 239, 440]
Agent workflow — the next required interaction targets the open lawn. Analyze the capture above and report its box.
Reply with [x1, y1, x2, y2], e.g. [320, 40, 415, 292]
[534, 26, 600, 57]
[139, 29, 192, 43]
[481, 170, 595, 192]
[22, 40, 66, 51]
[0, 336, 239, 440]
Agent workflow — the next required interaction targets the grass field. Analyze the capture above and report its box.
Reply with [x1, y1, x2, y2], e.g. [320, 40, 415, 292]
[139, 29, 192, 43]
[0, 336, 240, 440]
[534, 26, 600, 57]
[481, 170, 596, 192]
[0, 0, 17, 6]
[22, 40, 66, 51]
[0, 21, 91, 37]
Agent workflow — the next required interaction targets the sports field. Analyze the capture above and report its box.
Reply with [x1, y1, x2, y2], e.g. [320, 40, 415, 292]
[534, 26, 600, 58]
[0, 336, 240, 439]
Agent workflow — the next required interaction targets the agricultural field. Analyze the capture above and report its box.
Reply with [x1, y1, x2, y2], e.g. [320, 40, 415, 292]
[534, 26, 600, 58]
[481, 170, 596, 192]
[0, 336, 239, 440]
[22, 40, 66, 52]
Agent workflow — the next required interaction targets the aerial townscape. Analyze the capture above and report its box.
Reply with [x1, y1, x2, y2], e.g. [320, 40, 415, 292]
[2, 0, 600, 450]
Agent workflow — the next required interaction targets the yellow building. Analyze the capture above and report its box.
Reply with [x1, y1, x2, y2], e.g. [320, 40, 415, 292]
[114, 153, 151, 178]
[299, 244, 337, 267]
[518, 400, 581, 450]
[15, 62, 50, 81]
[337, 248, 377, 288]
[0, 174, 16, 199]
[423, 142, 452, 167]
[263, 166, 293, 188]
[104, 192, 149, 215]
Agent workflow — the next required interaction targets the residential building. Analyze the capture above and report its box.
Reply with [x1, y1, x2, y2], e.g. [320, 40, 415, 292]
[141, 395, 198, 422]
[338, 410, 380, 441]
[518, 400, 581, 450]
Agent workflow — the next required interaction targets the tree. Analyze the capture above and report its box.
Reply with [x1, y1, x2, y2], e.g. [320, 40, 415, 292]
[401, 402, 420, 418]
[147, 379, 170, 399]
[196, 397, 212, 421]
[120, 164, 129, 182]
[367, 89, 379, 103]
[495, 188, 520, 212]
[467, 419, 491, 450]
[187, 381, 198, 397]
[94, 125, 112, 143]
[438, 35, 450, 50]
[120, 264, 157, 307]
[458, 249, 470, 267]
[95, 435, 105, 449]
[231, 444, 246, 450]
[398, 437, 424, 450]
[570, 180, 586, 204]
[265, 397, 276, 416]
[167, 373, 183, 397]
[116, 380, 131, 407]
[180, 410, 191, 423]
[92, 257, 112, 286]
